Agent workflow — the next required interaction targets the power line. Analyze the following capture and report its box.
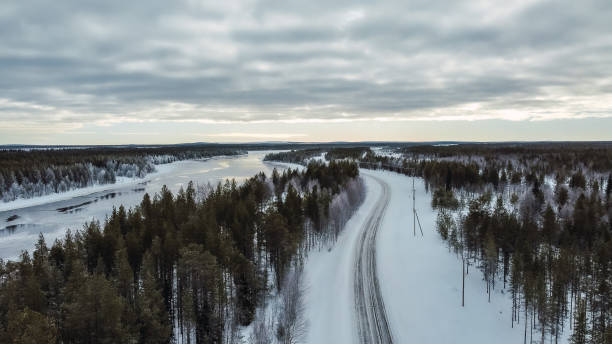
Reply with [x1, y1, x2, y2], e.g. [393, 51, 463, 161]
[413, 177, 423, 237]
[359, 162, 423, 237]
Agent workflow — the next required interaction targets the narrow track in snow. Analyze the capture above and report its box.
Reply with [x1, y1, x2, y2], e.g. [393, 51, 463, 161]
[354, 174, 394, 344]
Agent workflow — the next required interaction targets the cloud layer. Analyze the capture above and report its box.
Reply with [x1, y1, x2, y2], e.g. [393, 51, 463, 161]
[1, 0, 611, 137]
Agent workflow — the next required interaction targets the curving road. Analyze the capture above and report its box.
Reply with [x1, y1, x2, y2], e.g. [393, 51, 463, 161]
[354, 174, 394, 344]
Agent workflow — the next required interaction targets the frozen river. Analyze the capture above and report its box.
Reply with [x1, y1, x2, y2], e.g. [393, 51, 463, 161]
[0, 151, 281, 260]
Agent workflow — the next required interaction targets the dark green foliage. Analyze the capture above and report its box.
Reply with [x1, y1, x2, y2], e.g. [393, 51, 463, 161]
[0, 161, 361, 343]
[555, 184, 569, 208]
[263, 149, 322, 164]
[436, 210, 454, 240]
[62, 272, 129, 343]
[532, 178, 544, 209]
[570, 170, 587, 189]
[304, 160, 358, 194]
[4, 307, 58, 344]
[399, 142, 612, 173]
[431, 188, 460, 210]
[324, 147, 371, 161]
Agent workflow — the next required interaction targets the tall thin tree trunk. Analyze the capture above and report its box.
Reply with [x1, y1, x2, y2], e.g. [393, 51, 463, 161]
[524, 306, 528, 344]
[462, 257, 465, 307]
[530, 303, 533, 344]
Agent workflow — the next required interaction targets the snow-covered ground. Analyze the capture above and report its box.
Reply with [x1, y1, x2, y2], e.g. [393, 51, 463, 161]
[370, 169, 528, 343]
[0, 163, 179, 213]
[302, 174, 383, 344]
[3, 151, 572, 343]
[299, 169, 560, 343]
[371, 146, 402, 159]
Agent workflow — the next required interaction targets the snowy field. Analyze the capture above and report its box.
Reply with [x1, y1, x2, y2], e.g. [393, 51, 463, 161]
[370, 169, 527, 343]
[300, 169, 551, 343]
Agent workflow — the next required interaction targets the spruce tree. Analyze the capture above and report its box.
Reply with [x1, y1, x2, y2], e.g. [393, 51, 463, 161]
[6, 307, 57, 344]
[138, 254, 172, 344]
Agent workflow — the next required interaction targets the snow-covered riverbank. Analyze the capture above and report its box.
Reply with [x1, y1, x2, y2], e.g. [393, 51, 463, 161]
[0, 163, 179, 213]
[0, 152, 280, 260]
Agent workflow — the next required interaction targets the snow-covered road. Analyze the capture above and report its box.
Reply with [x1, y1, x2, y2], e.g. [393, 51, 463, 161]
[303, 169, 533, 343]
[354, 175, 394, 344]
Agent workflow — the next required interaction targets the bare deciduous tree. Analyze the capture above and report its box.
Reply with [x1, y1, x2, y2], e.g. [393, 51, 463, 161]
[250, 308, 275, 344]
[276, 267, 307, 344]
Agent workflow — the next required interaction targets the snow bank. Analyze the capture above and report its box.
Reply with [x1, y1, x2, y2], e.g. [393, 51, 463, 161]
[302, 175, 382, 344]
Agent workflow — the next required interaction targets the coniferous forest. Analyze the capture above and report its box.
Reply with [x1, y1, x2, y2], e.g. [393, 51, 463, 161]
[268, 143, 612, 343]
[1, 143, 610, 343]
[0, 146, 241, 203]
[0, 160, 363, 343]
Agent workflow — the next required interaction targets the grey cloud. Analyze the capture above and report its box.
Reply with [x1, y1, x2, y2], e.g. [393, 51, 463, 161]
[0, 0, 611, 128]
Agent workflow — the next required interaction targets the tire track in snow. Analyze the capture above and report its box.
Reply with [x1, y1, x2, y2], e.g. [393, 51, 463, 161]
[354, 174, 394, 344]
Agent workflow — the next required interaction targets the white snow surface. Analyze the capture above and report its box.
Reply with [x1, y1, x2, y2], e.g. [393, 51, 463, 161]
[370, 170, 527, 343]
[301, 169, 541, 343]
[302, 172, 382, 344]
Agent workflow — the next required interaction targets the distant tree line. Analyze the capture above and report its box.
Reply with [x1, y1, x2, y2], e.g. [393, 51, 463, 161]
[263, 146, 374, 165]
[324, 147, 371, 161]
[0, 160, 363, 343]
[0, 146, 241, 202]
[263, 149, 323, 165]
[399, 142, 612, 175]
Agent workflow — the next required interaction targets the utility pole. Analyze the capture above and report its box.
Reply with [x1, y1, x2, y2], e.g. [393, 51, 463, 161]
[461, 226, 465, 307]
[462, 255, 465, 307]
[413, 177, 416, 237]
[412, 176, 424, 237]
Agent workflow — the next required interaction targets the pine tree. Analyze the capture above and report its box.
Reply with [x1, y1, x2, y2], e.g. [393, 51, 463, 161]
[555, 184, 569, 209]
[114, 247, 134, 303]
[6, 307, 57, 344]
[178, 244, 223, 342]
[138, 254, 172, 344]
[571, 298, 588, 344]
[63, 272, 129, 343]
[542, 204, 558, 244]
[484, 232, 497, 302]
[570, 170, 587, 190]
[263, 212, 294, 290]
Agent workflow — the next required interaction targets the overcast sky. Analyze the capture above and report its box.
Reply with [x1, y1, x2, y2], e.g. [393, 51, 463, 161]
[1, 0, 611, 144]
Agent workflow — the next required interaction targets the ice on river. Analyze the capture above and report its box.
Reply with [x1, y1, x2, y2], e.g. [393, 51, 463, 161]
[0, 151, 283, 260]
